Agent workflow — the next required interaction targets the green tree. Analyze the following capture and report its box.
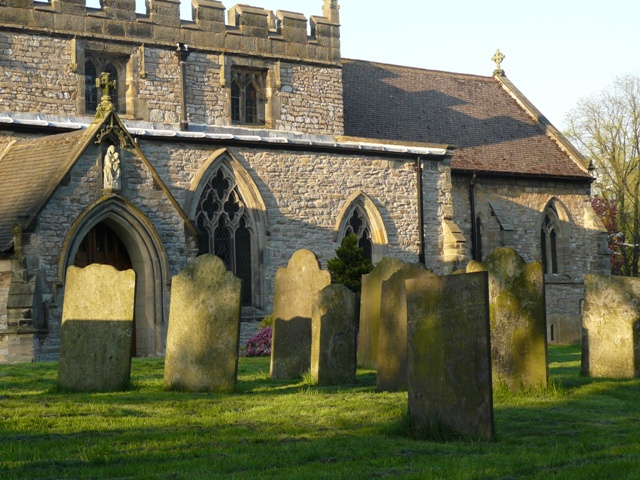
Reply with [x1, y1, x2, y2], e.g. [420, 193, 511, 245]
[327, 234, 373, 293]
[565, 74, 640, 276]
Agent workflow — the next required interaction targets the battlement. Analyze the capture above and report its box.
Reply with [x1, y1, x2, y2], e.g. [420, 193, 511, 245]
[0, 0, 340, 64]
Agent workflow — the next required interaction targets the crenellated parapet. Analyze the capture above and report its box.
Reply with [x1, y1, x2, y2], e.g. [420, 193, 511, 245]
[0, 0, 340, 64]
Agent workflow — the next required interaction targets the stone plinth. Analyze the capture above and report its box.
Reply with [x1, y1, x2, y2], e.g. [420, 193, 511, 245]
[358, 257, 405, 369]
[270, 249, 331, 380]
[164, 255, 241, 392]
[58, 264, 135, 392]
[406, 270, 494, 441]
[582, 274, 640, 378]
[467, 248, 548, 390]
[311, 284, 357, 385]
[377, 263, 428, 392]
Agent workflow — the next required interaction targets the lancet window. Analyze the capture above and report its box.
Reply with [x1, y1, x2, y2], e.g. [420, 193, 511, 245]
[541, 207, 560, 274]
[196, 168, 253, 305]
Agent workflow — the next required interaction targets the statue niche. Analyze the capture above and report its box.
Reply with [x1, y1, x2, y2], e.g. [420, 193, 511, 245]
[103, 144, 121, 190]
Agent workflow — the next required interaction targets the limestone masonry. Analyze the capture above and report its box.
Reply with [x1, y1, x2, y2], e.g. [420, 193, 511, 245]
[0, 0, 609, 363]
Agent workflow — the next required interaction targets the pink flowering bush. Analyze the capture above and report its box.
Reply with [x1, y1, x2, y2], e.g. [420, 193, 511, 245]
[241, 326, 272, 357]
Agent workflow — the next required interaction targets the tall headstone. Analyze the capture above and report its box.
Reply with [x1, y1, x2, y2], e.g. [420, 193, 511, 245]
[467, 247, 547, 390]
[164, 255, 241, 392]
[358, 257, 405, 368]
[582, 274, 640, 378]
[311, 284, 357, 385]
[377, 263, 428, 392]
[406, 270, 494, 441]
[58, 264, 135, 392]
[270, 249, 331, 380]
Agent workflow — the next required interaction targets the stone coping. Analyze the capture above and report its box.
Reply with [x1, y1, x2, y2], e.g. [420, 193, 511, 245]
[0, 113, 451, 158]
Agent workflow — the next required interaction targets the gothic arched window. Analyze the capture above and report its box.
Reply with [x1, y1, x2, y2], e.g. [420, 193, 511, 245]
[541, 207, 560, 274]
[342, 206, 373, 263]
[196, 168, 253, 305]
[85, 61, 98, 112]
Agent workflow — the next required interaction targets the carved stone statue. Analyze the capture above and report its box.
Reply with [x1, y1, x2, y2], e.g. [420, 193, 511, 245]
[103, 145, 121, 190]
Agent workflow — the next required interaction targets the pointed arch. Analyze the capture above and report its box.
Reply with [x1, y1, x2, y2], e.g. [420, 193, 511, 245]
[58, 196, 170, 356]
[188, 149, 268, 308]
[539, 197, 572, 274]
[334, 191, 389, 264]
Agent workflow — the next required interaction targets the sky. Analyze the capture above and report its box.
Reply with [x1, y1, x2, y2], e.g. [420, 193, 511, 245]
[106, 0, 639, 130]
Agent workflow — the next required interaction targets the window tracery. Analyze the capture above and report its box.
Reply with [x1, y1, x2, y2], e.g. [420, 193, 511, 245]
[196, 168, 253, 305]
[342, 206, 373, 263]
[230, 69, 265, 125]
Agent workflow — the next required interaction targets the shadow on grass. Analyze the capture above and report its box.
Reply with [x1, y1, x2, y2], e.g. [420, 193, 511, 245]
[4, 346, 640, 478]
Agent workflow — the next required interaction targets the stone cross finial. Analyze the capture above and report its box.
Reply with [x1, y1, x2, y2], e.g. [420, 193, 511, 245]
[492, 49, 505, 76]
[96, 71, 117, 98]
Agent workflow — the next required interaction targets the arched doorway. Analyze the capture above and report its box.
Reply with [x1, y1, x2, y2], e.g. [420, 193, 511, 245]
[60, 198, 170, 358]
[72, 221, 137, 356]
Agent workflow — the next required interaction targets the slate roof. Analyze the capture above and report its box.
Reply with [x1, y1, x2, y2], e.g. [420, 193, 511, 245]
[342, 59, 591, 179]
[0, 129, 89, 252]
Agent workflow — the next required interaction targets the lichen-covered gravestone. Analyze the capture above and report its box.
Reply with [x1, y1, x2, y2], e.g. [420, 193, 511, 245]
[582, 274, 640, 378]
[164, 255, 241, 392]
[467, 247, 547, 390]
[270, 249, 331, 380]
[377, 263, 428, 392]
[58, 264, 135, 392]
[311, 284, 357, 385]
[406, 270, 494, 441]
[358, 257, 405, 368]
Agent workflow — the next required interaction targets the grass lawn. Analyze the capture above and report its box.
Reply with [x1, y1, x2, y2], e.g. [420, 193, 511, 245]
[2, 345, 640, 479]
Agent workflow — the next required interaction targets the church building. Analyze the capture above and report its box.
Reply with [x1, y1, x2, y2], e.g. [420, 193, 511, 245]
[0, 0, 609, 363]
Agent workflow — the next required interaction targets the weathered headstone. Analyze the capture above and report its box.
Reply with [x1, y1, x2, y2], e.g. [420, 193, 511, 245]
[377, 262, 428, 392]
[582, 274, 640, 378]
[270, 249, 331, 380]
[164, 254, 241, 392]
[311, 284, 357, 385]
[58, 264, 135, 392]
[358, 257, 405, 368]
[406, 270, 494, 441]
[467, 247, 547, 390]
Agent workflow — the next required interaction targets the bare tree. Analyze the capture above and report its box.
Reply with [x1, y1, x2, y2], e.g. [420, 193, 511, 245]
[565, 74, 640, 276]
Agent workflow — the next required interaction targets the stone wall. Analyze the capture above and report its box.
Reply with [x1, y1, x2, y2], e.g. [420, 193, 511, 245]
[2, 133, 446, 362]
[24, 142, 190, 361]
[546, 279, 584, 345]
[452, 175, 607, 344]
[142, 141, 434, 313]
[0, 3, 344, 135]
[0, 33, 76, 115]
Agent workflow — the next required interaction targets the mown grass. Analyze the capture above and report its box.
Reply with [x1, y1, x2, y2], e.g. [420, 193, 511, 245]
[1, 346, 640, 479]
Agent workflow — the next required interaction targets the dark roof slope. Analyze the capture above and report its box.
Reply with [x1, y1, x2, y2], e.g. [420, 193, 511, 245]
[342, 59, 591, 179]
[0, 129, 87, 251]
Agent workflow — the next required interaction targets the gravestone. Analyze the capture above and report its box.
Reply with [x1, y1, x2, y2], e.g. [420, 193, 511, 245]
[270, 249, 331, 380]
[377, 262, 428, 392]
[311, 284, 357, 385]
[467, 247, 547, 390]
[164, 254, 241, 392]
[406, 270, 494, 441]
[582, 274, 640, 378]
[358, 257, 405, 368]
[58, 264, 135, 392]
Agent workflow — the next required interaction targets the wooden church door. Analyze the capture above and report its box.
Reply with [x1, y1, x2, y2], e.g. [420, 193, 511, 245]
[73, 222, 136, 355]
